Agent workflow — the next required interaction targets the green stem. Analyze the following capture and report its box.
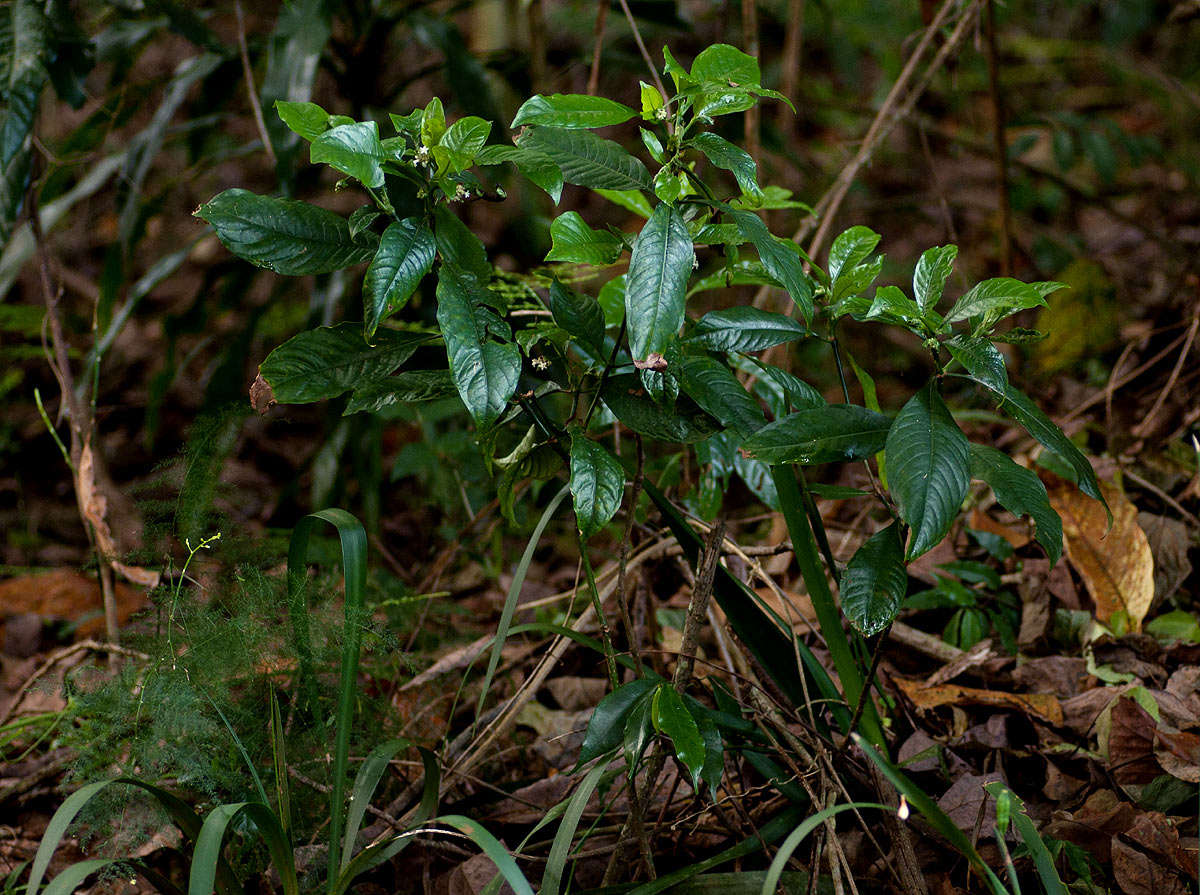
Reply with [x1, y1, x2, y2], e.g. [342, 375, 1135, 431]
[578, 540, 620, 688]
[770, 464, 886, 747]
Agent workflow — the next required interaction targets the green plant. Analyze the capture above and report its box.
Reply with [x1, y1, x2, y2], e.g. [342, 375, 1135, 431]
[186, 41, 1106, 889]
[28, 509, 537, 895]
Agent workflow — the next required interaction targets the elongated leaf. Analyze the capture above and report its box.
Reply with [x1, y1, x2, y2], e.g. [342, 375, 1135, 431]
[945, 334, 1008, 394]
[436, 269, 520, 427]
[569, 428, 625, 539]
[742, 405, 889, 465]
[286, 509, 368, 884]
[854, 736, 1008, 895]
[969, 444, 1062, 565]
[652, 685, 705, 788]
[545, 211, 623, 265]
[345, 370, 456, 413]
[945, 277, 1046, 326]
[433, 817, 535, 895]
[761, 803, 888, 895]
[885, 382, 970, 559]
[517, 126, 651, 191]
[625, 204, 693, 362]
[258, 324, 427, 404]
[363, 218, 435, 339]
[982, 782, 1068, 895]
[601, 375, 721, 443]
[595, 187, 654, 218]
[474, 144, 563, 203]
[674, 354, 765, 439]
[433, 204, 490, 281]
[913, 244, 957, 313]
[311, 121, 384, 188]
[687, 306, 807, 353]
[971, 378, 1104, 506]
[549, 280, 604, 354]
[512, 93, 636, 129]
[341, 739, 411, 872]
[190, 803, 299, 895]
[690, 132, 762, 200]
[725, 208, 813, 322]
[840, 523, 906, 636]
[541, 763, 610, 895]
[196, 189, 376, 276]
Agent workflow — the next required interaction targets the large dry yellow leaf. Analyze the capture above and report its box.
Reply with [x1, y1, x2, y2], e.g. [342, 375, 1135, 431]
[893, 678, 1063, 725]
[1048, 479, 1154, 631]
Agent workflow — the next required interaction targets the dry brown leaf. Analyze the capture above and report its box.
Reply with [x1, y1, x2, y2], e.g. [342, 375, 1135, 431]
[78, 442, 161, 589]
[0, 570, 145, 642]
[1048, 478, 1154, 631]
[1107, 696, 1163, 785]
[968, 508, 1031, 548]
[893, 678, 1063, 724]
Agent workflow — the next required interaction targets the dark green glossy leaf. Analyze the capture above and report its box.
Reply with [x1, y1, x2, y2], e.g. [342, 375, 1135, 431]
[832, 255, 884, 307]
[741, 405, 890, 465]
[310, 121, 385, 188]
[725, 208, 814, 322]
[259, 323, 428, 404]
[696, 88, 756, 120]
[840, 523, 906, 636]
[274, 100, 330, 141]
[866, 285, 925, 330]
[625, 204, 693, 362]
[0, 144, 30, 243]
[433, 115, 490, 174]
[569, 428, 625, 539]
[517, 126, 651, 191]
[913, 244, 957, 313]
[474, 143, 563, 203]
[545, 211, 623, 265]
[196, 189, 377, 276]
[601, 375, 721, 443]
[687, 306, 807, 353]
[945, 334, 1008, 395]
[945, 277, 1046, 326]
[828, 226, 880, 284]
[511, 93, 636, 129]
[693, 709, 724, 793]
[689, 132, 762, 201]
[578, 678, 658, 766]
[595, 187, 654, 217]
[363, 218, 435, 340]
[652, 685, 705, 788]
[433, 204, 490, 281]
[549, 280, 604, 354]
[344, 369, 456, 414]
[436, 269, 520, 427]
[970, 379, 1104, 506]
[674, 354, 765, 439]
[969, 443, 1063, 565]
[885, 381, 970, 559]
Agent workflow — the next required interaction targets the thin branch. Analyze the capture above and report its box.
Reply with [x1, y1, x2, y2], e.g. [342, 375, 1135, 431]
[983, 0, 1013, 274]
[587, 0, 609, 96]
[616, 0, 668, 106]
[234, 1, 277, 166]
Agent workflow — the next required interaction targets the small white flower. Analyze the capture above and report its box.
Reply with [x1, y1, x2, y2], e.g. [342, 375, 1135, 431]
[654, 106, 670, 122]
[531, 355, 551, 370]
[415, 145, 431, 163]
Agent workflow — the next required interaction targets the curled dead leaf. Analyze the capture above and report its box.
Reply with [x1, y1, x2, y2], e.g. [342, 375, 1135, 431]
[632, 352, 667, 371]
[250, 372, 276, 414]
[893, 678, 1063, 725]
[78, 443, 161, 588]
[1048, 478, 1154, 632]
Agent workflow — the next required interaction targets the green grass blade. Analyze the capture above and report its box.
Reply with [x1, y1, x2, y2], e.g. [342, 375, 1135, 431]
[189, 803, 298, 895]
[760, 802, 887, 895]
[28, 779, 237, 895]
[476, 486, 569, 719]
[286, 507, 368, 887]
[330, 747, 440, 895]
[626, 808, 804, 895]
[341, 739, 411, 872]
[854, 735, 1008, 895]
[42, 860, 121, 895]
[269, 689, 292, 845]
[542, 763, 611, 895]
[434, 816, 535, 895]
[984, 782, 1066, 895]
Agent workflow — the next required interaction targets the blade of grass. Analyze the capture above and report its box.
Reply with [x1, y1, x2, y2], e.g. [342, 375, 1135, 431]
[542, 763, 612, 895]
[189, 803, 298, 895]
[984, 781, 1066, 895]
[760, 802, 887, 895]
[269, 689, 292, 844]
[340, 739, 412, 873]
[286, 507, 368, 886]
[433, 816, 536, 895]
[476, 486, 570, 719]
[854, 734, 1008, 895]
